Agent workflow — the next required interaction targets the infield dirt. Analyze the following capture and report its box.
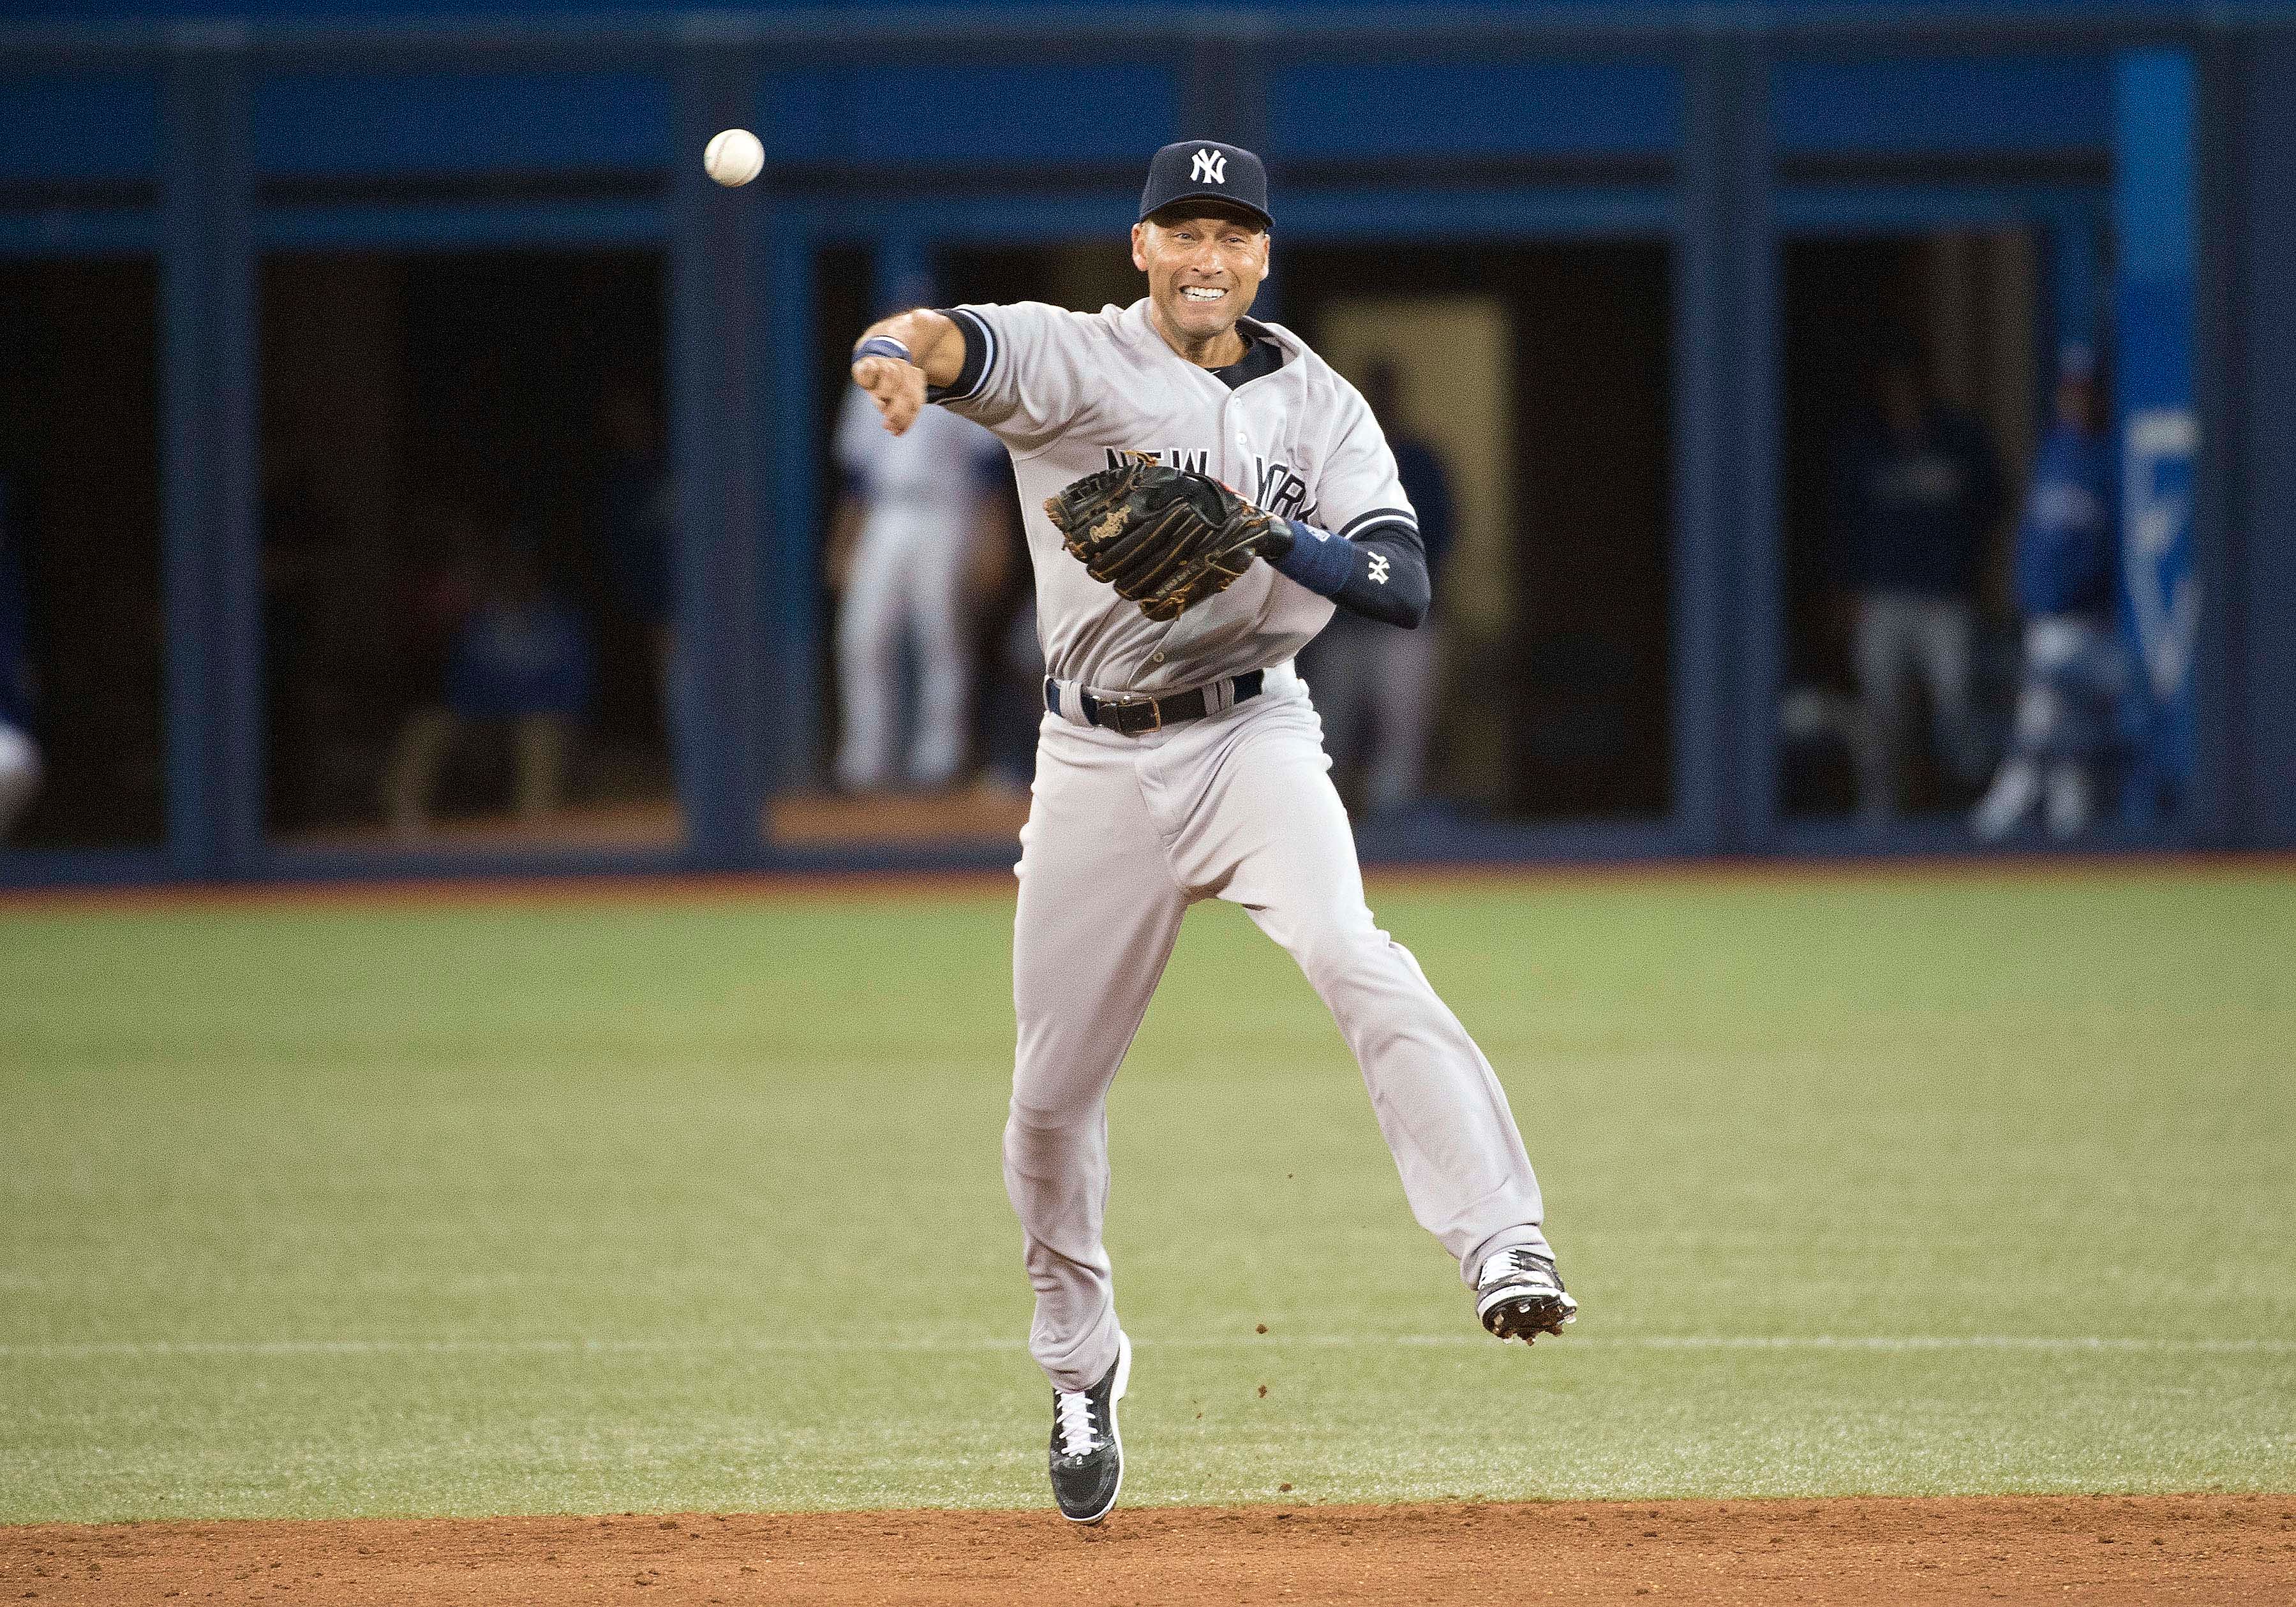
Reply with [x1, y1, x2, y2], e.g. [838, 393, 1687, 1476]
[5, 1496, 2292, 1605]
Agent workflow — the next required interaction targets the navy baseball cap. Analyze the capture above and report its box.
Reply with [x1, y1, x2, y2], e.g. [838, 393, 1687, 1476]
[1139, 140, 1272, 230]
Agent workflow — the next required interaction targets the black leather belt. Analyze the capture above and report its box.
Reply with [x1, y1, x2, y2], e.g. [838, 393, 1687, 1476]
[1045, 670, 1264, 736]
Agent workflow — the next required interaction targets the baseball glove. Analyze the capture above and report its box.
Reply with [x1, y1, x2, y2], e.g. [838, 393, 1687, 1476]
[1044, 455, 1282, 622]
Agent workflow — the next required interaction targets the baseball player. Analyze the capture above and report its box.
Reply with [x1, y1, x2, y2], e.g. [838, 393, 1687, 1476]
[847, 140, 1574, 1526]
[828, 381, 1008, 792]
[1971, 344, 2122, 840]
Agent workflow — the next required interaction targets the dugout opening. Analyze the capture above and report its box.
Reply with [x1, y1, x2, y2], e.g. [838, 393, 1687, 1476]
[0, 258, 165, 850]
[1282, 241, 1675, 826]
[1778, 228, 2044, 824]
[255, 249, 680, 854]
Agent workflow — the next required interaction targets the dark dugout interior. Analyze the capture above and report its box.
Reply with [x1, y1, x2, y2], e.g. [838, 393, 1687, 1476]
[258, 249, 671, 841]
[1780, 230, 2040, 818]
[0, 260, 165, 848]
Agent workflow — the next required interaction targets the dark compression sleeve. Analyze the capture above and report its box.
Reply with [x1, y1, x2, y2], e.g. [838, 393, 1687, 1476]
[924, 307, 993, 404]
[1265, 515, 1431, 628]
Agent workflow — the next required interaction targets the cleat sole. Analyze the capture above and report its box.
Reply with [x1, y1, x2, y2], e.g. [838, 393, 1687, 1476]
[1482, 1292, 1578, 1344]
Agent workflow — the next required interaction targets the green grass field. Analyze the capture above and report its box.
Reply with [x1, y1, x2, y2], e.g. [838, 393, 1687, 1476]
[3, 865, 2292, 1524]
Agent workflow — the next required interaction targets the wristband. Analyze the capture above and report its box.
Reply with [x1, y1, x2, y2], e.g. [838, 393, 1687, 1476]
[1268, 519, 1355, 597]
[853, 335, 914, 366]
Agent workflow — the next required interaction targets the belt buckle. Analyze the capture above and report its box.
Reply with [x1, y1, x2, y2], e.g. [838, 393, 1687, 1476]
[1107, 693, 1163, 734]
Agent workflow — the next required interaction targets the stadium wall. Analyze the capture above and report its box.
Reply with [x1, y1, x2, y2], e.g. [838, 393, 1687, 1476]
[1, 6, 2290, 884]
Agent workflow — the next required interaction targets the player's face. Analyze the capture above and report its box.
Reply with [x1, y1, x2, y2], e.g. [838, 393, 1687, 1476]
[1132, 212, 1270, 346]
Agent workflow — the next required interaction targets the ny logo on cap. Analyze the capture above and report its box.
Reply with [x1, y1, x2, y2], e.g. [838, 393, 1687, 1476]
[1191, 148, 1227, 184]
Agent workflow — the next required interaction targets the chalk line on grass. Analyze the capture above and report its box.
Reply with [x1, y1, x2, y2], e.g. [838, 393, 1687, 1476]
[3, 1334, 2290, 1361]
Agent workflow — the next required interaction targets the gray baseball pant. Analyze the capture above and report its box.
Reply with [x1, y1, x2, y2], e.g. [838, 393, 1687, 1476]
[1004, 663, 1552, 1392]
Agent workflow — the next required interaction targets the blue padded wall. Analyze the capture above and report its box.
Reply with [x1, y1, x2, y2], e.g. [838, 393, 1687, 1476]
[0, 76, 160, 181]
[757, 64, 1176, 167]
[251, 72, 673, 176]
[1266, 61, 1680, 158]
[1775, 56, 2112, 154]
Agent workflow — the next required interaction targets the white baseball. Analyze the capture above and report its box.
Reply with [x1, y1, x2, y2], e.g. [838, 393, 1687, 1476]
[704, 128, 764, 188]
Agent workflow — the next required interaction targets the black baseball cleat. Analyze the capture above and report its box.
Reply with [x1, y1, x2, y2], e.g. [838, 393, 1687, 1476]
[1048, 1329, 1131, 1525]
[1475, 1247, 1579, 1344]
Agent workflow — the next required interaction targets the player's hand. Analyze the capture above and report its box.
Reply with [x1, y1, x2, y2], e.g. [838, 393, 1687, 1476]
[852, 355, 926, 435]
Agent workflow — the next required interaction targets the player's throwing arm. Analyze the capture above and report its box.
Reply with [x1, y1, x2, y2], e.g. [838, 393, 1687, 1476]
[849, 311, 965, 436]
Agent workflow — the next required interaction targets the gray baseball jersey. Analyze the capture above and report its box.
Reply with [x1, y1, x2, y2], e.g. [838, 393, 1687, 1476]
[934, 297, 1416, 695]
[921, 295, 1557, 1401]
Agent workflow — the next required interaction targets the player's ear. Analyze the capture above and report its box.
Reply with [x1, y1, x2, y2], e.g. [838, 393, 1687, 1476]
[1130, 221, 1151, 273]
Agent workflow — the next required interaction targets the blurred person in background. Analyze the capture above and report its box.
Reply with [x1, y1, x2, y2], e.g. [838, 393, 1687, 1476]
[1829, 339, 2006, 826]
[1300, 358, 1456, 818]
[828, 353, 1009, 793]
[397, 505, 486, 702]
[381, 533, 595, 838]
[0, 480, 41, 841]
[261, 435, 347, 831]
[978, 591, 1045, 797]
[965, 480, 1041, 799]
[593, 380, 676, 685]
[1971, 344, 2122, 840]
[590, 380, 689, 800]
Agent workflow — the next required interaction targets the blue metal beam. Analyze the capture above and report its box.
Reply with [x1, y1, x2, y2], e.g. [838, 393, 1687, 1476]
[2236, 35, 2296, 848]
[667, 45, 766, 868]
[2205, 29, 2296, 847]
[159, 43, 259, 880]
[1729, 70, 1785, 854]
[871, 231, 930, 313]
[775, 187, 1673, 244]
[1671, 40, 1778, 855]
[2112, 48, 2201, 834]
[2191, 35, 2239, 850]
[1182, 24, 1269, 152]
[764, 214, 823, 800]
[2042, 199, 2107, 354]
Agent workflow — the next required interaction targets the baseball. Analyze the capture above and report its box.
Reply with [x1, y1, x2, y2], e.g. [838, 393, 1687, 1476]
[704, 128, 763, 188]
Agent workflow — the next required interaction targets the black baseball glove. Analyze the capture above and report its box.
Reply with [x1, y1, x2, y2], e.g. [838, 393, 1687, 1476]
[1043, 455, 1286, 622]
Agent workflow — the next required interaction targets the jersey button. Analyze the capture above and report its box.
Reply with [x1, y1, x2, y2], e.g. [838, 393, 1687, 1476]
[1151, 651, 1165, 664]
